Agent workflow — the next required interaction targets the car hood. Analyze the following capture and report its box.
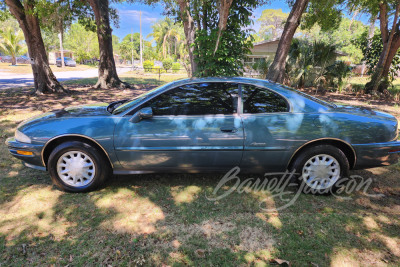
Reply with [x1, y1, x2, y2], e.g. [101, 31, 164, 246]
[18, 103, 111, 129]
[335, 105, 397, 122]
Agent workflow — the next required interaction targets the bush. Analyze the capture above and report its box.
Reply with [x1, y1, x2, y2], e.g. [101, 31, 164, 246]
[143, 60, 154, 72]
[326, 61, 353, 92]
[252, 59, 272, 79]
[152, 65, 166, 74]
[162, 58, 173, 71]
[172, 62, 181, 73]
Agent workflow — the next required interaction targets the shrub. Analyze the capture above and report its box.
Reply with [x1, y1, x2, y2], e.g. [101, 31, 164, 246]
[162, 58, 173, 71]
[143, 60, 154, 72]
[252, 59, 272, 79]
[172, 62, 181, 73]
[153, 65, 166, 74]
[326, 61, 353, 92]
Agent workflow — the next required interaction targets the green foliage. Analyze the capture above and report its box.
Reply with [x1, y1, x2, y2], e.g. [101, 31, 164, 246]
[299, 18, 366, 64]
[0, 6, 10, 22]
[112, 35, 120, 55]
[257, 9, 288, 41]
[252, 59, 272, 78]
[153, 65, 166, 73]
[193, 0, 260, 77]
[148, 17, 186, 60]
[302, 0, 343, 32]
[356, 30, 400, 82]
[0, 27, 27, 65]
[41, 28, 58, 53]
[64, 23, 99, 63]
[326, 61, 353, 92]
[143, 60, 154, 72]
[172, 62, 181, 73]
[286, 39, 350, 90]
[162, 58, 173, 70]
[119, 33, 140, 61]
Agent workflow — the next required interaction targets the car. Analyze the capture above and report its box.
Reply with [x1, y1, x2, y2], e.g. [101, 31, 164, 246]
[6, 77, 400, 193]
[56, 57, 76, 67]
[16, 56, 31, 64]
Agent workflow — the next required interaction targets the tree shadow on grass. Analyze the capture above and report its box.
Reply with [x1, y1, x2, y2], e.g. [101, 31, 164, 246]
[0, 167, 399, 265]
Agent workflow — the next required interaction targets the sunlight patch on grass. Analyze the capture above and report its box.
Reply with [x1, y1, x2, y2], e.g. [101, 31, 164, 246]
[366, 167, 390, 176]
[172, 185, 202, 204]
[363, 216, 379, 230]
[331, 247, 387, 267]
[255, 212, 282, 229]
[373, 233, 400, 257]
[95, 188, 165, 235]
[0, 186, 70, 243]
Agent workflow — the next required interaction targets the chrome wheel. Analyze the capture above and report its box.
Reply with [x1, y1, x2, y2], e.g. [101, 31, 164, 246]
[56, 151, 96, 187]
[302, 154, 340, 190]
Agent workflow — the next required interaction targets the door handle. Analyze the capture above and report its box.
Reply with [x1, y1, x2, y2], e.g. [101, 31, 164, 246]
[220, 127, 238, 133]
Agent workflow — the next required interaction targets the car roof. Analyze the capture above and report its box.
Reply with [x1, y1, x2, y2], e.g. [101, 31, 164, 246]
[156, 77, 334, 112]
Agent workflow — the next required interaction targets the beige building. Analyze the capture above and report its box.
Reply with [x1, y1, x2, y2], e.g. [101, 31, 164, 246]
[245, 39, 280, 65]
[245, 39, 348, 66]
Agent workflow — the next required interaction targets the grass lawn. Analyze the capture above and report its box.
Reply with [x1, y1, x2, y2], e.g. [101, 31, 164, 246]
[0, 77, 399, 266]
[348, 76, 400, 101]
[0, 62, 96, 75]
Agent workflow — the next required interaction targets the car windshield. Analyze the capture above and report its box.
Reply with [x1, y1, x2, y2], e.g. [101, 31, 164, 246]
[112, 85, 165, 115]
[277, 84, 337, 108]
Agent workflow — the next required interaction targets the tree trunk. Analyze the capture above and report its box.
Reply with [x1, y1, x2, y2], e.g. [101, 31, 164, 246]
[365, 2, 400, 94]
[177, 0, 197, 77]
[373, 35, 400, 92]
[11, 55, 16, 65]
[361, 15, 376, 77]
[266, 0, 309, 83]
[214, 0, 234, 55]
[87, 0, 129, 89]
[5, 0, 67, 94]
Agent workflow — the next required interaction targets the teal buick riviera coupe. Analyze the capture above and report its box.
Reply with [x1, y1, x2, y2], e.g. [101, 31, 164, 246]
[6, 77, 400, 192]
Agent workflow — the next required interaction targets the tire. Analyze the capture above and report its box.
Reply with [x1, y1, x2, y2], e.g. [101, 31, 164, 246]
[48, 141, 110, 192]
[290, 145, 350, 195]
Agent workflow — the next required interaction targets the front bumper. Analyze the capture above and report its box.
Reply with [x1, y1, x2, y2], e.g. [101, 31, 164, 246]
[5, 137, 46, 171]
[353, 140, 400, 169]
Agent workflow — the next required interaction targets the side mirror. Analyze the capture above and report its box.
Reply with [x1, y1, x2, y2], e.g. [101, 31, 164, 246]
[129, 107, 153, 123]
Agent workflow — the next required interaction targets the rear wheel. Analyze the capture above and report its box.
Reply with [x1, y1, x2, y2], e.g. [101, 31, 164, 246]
[48, 141, 110, 192]
[291, 145, 350, 194]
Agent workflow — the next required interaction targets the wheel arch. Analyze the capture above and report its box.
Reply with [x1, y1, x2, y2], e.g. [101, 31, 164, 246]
[41, 134, 113, 169]
[287, 138, 356, 170]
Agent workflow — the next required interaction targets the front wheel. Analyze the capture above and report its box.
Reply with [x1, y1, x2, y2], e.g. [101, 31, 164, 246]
[290, 145, 350, 194]
[48, 141, 110, 192]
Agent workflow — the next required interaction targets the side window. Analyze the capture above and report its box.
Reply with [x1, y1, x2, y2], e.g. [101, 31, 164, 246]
[144, 83, 238, 116]
[241, 84, 288, 113]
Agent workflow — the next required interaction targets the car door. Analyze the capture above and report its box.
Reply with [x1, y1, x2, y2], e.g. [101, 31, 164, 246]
[113, 82, 244, 172]
[239, 83, 299, 172]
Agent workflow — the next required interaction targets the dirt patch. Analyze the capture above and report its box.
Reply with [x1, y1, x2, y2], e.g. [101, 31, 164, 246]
[238, 226, 275, 252]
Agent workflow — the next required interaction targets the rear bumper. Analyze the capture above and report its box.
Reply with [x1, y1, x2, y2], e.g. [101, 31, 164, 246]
[5, 137, 46, 170]
[353, 141, 400, 169]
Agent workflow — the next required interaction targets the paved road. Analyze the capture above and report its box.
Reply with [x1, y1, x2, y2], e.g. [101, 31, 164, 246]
[0, 67, 131, 89]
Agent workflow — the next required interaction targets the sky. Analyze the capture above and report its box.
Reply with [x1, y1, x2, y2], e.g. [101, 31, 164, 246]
[111, 0, 370, 42]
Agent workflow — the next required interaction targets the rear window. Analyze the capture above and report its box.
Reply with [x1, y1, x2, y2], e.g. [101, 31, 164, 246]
[278, 84, 336, 108]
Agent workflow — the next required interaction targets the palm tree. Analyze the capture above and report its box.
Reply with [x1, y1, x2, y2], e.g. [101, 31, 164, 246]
[286, 39, 337, 88]
[148, 18, 186, 59]
[0, 27, 27, 65]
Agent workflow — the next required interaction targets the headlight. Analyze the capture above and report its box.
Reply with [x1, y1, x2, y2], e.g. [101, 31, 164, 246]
[15, 130, 31, 143]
